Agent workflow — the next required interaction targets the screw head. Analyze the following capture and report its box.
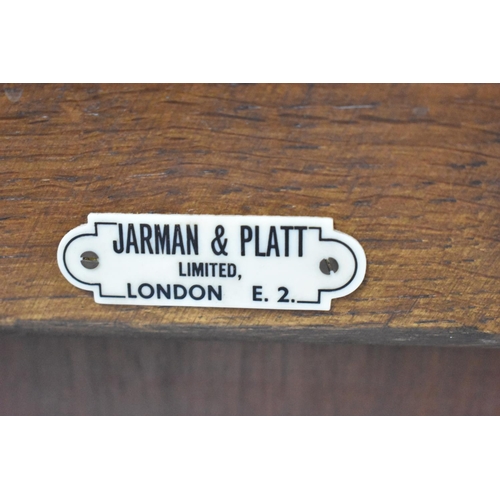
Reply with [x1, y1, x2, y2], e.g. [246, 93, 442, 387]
[81, 251, 99, 269]
[319, 257, 339, 275]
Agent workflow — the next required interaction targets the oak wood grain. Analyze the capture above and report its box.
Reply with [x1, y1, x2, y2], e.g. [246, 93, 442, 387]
[1, 84, 499, 344]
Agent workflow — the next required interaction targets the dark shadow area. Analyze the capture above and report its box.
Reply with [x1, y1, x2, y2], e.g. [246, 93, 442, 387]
[0, 333, 499, 415]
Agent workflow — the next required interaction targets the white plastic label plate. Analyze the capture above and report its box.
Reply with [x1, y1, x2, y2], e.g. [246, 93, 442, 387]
[57, 214, 366, 311]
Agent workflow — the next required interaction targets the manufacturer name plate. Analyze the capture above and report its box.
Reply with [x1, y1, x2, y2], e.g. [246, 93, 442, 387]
[57, 214, 366, 310]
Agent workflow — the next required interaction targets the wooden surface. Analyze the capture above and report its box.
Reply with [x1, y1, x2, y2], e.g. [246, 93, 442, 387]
[1, 334, 499, 415]
[1, 84, 499, 345]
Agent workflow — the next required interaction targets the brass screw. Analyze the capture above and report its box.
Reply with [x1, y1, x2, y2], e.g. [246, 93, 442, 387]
[81, 251, 99, 269]
[319, 257, 339, 275]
